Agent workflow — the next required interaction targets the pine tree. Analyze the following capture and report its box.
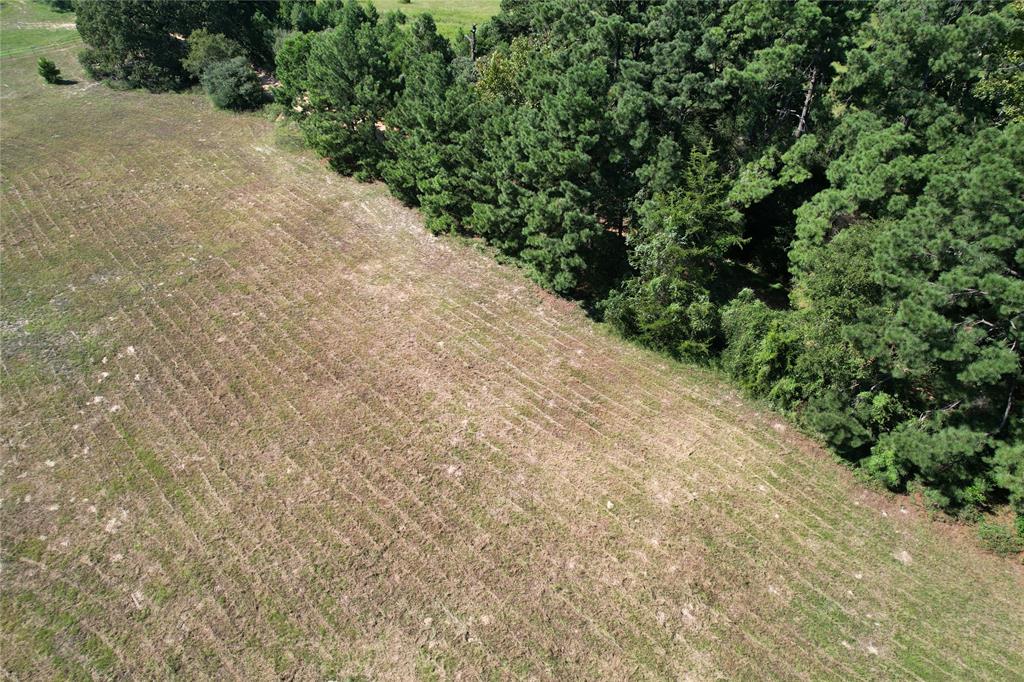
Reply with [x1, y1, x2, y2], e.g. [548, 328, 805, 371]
[37, 57, 61, 84]
[605, 143, 743, 359]
[383, 46, 495, 233]
[853, 123, 1023, 508]
[298, 0, 400, 179]
[273, 31, 314, 109]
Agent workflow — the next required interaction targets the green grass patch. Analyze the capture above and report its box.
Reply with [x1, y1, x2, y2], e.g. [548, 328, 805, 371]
[111, 421, 194, 514]
[4, 590, 117, 679]
[0, 26, 77, 56]
[370, 0, 499, 39]
[0, 0, 73, 24]
[0, 0, 77, 57]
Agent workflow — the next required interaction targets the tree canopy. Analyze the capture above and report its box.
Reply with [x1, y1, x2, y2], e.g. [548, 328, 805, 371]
[75, 0, 280, 91]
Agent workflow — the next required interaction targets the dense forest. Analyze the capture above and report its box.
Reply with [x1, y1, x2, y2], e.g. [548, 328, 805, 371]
[75, 0, 1023, 533]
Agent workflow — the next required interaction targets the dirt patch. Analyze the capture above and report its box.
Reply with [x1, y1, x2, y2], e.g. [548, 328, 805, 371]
[11, 21, 77, 29]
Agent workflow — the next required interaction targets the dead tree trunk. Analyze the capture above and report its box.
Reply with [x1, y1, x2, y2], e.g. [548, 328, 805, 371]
[466, 24, 477, 61]
[794, 66, 818, 138]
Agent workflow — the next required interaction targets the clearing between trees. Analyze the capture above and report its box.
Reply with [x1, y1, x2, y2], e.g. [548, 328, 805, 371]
[2, 45, 1023, 679]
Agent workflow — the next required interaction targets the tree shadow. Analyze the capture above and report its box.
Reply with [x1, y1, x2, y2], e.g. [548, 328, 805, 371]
[55, 78, 79, 85]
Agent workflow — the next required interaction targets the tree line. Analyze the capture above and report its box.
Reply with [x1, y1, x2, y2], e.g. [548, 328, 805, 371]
[74, 0, 1023, 538]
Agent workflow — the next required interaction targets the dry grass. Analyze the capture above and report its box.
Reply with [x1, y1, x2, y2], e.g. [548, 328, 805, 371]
[2, 44, 1023, 680]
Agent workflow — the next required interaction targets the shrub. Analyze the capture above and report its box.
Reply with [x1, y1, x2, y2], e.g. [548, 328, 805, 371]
[121, 59, 187, 92]
[41, 0, 72, 11]
[720, 290, 801, 400]
[37, 57, 61, 84]
[183, 29, 246, 79]
[201, 57, 264, 111]
[78, 47, 113, 81]
[77, 46, 185, 91]
[977, 521, 1024, 557]
[992, 441, 1024, 518]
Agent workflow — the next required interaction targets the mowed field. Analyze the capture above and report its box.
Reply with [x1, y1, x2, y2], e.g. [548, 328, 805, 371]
[371, 0, 497, 38]
[0, 0, 76, 58]
[3, 33, 1024, 682]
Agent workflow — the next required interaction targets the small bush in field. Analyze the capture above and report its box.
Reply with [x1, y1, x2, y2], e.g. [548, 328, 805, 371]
[201, 57, 264, 111]
[38, 57, 61, 84]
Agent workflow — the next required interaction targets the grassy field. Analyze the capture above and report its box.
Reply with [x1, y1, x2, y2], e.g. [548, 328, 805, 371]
[3, 18, 1024, 682]
[371, 0, 498, 38]
[0, 0, 76, 58]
